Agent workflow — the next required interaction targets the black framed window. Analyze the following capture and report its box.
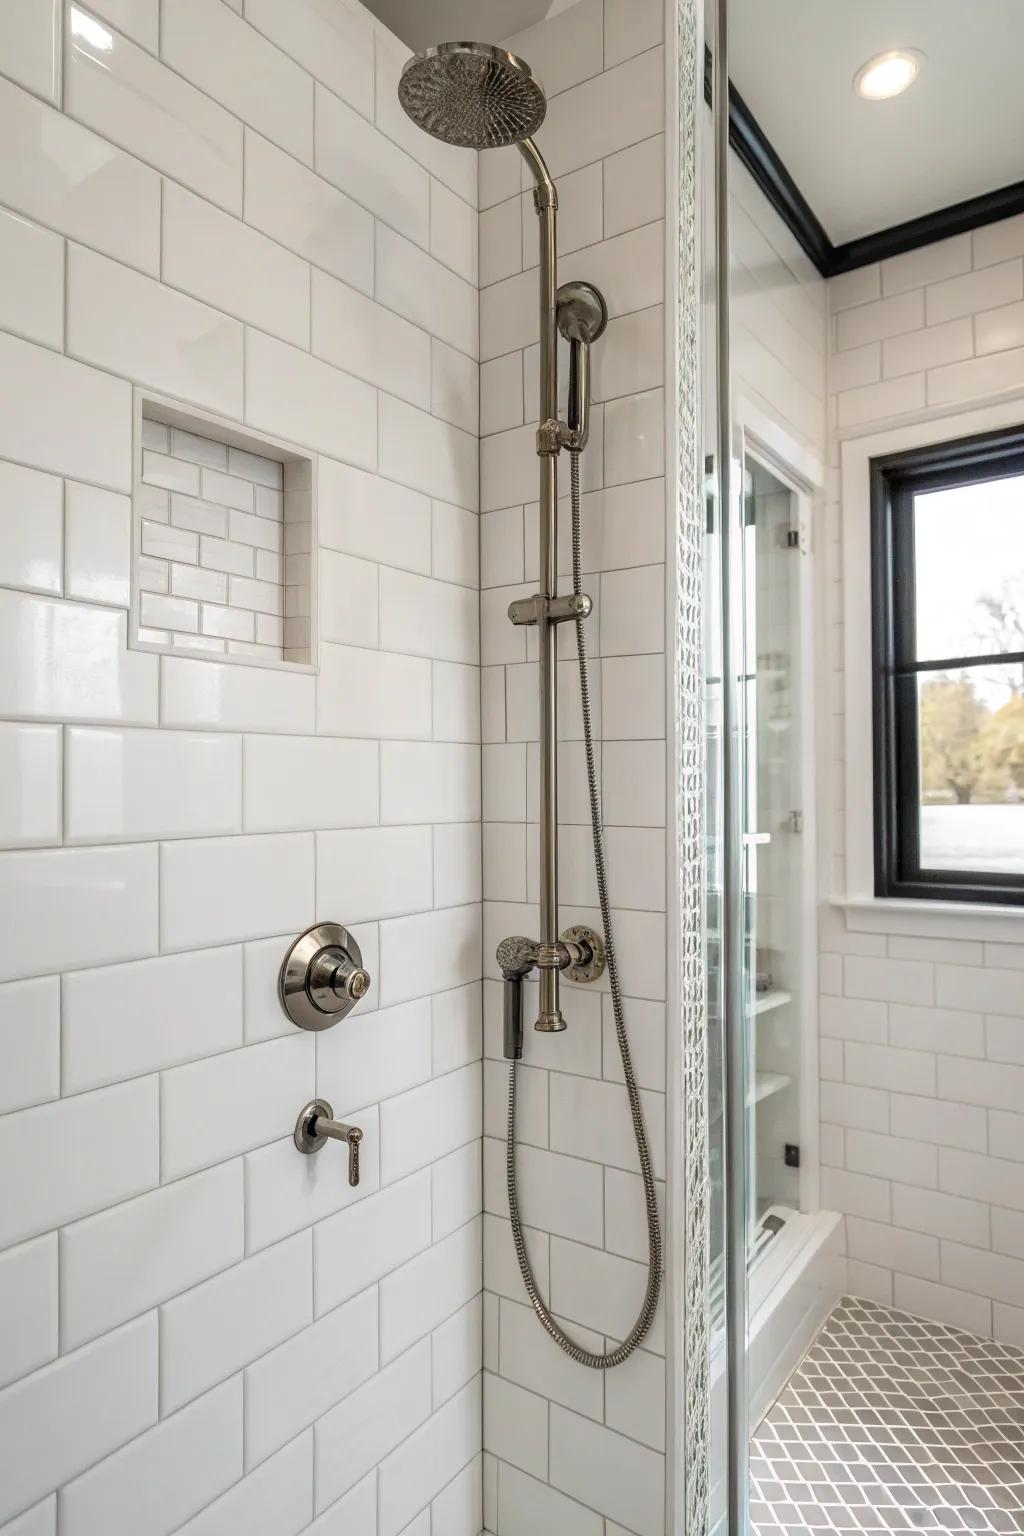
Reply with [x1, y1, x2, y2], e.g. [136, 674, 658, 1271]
[871, 424, 1024, 905]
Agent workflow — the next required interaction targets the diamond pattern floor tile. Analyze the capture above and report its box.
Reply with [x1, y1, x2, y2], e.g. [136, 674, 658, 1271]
[750, 1296, 1024, 1534]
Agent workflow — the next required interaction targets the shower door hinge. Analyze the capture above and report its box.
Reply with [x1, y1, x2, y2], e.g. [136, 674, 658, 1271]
[508, 592, 592, 627]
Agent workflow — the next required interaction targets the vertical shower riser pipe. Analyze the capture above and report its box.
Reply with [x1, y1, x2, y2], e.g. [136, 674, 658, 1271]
[521, 134, 565, 1033]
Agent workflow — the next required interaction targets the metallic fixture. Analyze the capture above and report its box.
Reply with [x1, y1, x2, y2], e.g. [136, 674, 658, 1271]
[294, 1098, 362, 1185]
[713, 0, 751, 1523]
[279, 923, 370, 1033]
[557, 279, 607, 449]
[398, 42, 546, 149]
[398, 39, 662, 1371]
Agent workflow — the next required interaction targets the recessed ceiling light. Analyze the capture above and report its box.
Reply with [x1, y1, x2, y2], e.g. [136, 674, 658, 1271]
[854, 49, 923, 101]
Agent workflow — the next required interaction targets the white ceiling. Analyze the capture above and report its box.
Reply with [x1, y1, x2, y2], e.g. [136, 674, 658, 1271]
[730, 0, 1024, 246]
[362, 0, 552, 54]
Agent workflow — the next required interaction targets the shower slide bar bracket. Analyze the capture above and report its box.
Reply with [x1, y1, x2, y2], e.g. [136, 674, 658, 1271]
[497, 927, 606, 1059]
[507, 591, 592, 626]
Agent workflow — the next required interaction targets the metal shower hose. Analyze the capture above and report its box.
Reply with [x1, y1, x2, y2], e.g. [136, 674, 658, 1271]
[505, 446, 663, 1368]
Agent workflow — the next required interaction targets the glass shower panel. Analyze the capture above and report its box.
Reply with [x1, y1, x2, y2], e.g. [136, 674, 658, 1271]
[741, 456, 804, 1255]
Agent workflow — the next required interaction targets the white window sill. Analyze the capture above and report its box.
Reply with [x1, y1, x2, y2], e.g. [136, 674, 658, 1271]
[833, 895, 1024, 944]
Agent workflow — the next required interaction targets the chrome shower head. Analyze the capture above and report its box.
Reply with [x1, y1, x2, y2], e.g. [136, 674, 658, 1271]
[398, 41, 546, 150]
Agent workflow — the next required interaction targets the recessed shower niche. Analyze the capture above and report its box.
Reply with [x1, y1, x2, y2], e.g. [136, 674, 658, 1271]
[130, 393, 317, 669]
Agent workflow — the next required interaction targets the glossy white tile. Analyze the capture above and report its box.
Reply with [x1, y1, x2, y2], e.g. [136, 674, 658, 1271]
[161, 1034, 313, 1182]
[60, 1162, 244, 1351]
[0, 1315, 157, 1529]
[319, 549, 379, 647]
[162, 0, 312, 164]
[432, 341, 480, 436]
[379, 567, 479, 664]
[1, 0, 61, 103]
[0, 1077, 159, 1249]
[160, 832, 314, 951]
[59, 1376, 242, 1536]
[64, 483, 131, 608]
[430, 179, 478, 287]
[315, 826, 433, 923]
[0, 842, 158, 983]
[66, 6, 243, 213]
[244, 130, 373, 296]
[604, 135, 664, 238]
[0, 1235, 56, 1392]
[163, 182, 310, 349]
[245, 1286, 377, 1473]
[65, 726, 241, 844]
[245, 330, 376, 470]
[0, 461, 62, 597]
[377, 1378, 480, 1536]
[380, 394, 477, 510]
[62, 944, 242, 1094]
[160, 655, 315, 734]
[315, 82, 430, 249]
[317, 643, 431, 739]
[380, 742, 481, 824]
[0, 723, 61, 850]
[0, 331, 131, 490]
[0, 77, 160, 273]
[172, 1432, 311, 1536]
[0, 208, 62, 348]
[67, 246, 244, 419]
[433, 660, 481, 744]
[160, 1231, 311, 1416]
[312, 268, 430, 409]
[318, 457, 431, 574]
[376, 224, 478, 359]
[318, 997, 432, 1116]
[0, 976, 60, 1116]
[313, 1340, 431, 1515]
[243, 736, 377, 832]
[244, 0, 373, 118]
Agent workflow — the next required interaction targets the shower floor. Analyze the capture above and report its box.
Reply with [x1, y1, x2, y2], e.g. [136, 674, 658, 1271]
[749, 1295, 1024, 1533]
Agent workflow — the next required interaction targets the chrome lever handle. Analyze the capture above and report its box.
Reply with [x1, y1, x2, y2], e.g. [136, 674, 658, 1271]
[293, 1099, 363, 1185]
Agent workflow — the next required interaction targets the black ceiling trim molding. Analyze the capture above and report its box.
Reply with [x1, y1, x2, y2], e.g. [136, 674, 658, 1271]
[704, 44, 1024, 280]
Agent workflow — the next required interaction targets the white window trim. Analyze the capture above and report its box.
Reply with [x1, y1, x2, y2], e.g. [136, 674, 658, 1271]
[839, 396, 1024, 937]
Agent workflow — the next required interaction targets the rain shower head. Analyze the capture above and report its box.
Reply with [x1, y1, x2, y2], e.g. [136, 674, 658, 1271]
[398, 41, 546, 150]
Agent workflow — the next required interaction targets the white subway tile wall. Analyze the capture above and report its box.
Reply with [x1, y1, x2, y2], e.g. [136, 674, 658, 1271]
[478, 6, 670, 1532]
[823, 228, 1024, 1338]
[0, 3, 483, 1535]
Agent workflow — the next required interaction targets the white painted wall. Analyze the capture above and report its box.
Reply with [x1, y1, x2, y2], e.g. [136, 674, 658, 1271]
[0, 2, 484, 1533]
[476, 1, 670, 1531]
[823, 224, 1024, 1348]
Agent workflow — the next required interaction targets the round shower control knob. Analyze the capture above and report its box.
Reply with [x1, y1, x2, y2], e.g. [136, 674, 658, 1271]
[279, 923, 371, 1032]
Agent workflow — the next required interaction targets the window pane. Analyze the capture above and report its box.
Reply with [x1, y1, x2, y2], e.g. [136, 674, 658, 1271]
[918, 662, 1024, 874]
[914, 476, 1024, 663]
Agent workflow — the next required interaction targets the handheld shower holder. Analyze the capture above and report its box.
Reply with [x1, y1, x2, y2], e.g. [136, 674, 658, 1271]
[497, 926, 606, 1057]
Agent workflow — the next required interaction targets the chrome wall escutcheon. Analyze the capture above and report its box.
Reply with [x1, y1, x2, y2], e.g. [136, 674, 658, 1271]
[279, 922, 370, 1032]
[294, 1098, 362, 1184]
[560, 924, 606, 984]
